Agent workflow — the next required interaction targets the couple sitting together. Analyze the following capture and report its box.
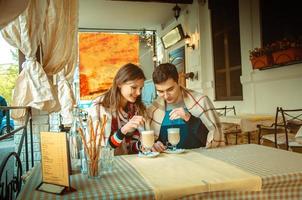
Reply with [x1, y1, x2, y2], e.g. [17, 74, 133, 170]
[90, 63, 224, 155]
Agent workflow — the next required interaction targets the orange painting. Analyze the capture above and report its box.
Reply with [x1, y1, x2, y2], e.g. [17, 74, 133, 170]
[79, 33, 139, 100]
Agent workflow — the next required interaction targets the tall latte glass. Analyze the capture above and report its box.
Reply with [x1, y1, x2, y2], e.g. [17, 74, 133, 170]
[167, 128, 180, 151]
[141, 130, 154, 154]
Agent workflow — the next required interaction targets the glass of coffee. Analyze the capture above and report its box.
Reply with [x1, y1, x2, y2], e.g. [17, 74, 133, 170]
[141, 130, 155, 154]
[167, 128, 180, 151]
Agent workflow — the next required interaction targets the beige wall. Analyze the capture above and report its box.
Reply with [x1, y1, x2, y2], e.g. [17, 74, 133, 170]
[157, 0, 202, 91]
[158, 0, 302, 114]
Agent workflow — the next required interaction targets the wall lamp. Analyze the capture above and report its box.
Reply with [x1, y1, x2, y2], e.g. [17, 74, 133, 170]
[184, 34, 195, 50]
[173, 4, 181, 21]
[185, 71, 198, 81]
[152, 55, 157, 62]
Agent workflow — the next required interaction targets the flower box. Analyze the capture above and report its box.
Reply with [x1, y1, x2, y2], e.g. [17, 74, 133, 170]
[272, 48, 302, 65]
[250, 55, 273, 69]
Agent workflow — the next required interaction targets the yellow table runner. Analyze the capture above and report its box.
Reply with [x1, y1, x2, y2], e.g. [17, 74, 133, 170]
[239, 114, 274, 122]
[220, 114, 274, 123]
[123, 151, 262, 200]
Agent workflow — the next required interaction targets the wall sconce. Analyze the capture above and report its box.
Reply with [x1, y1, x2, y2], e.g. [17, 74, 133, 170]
[152, 55, 157, 62]
[185, 71, 198, 81]
[184, 34, 195, 50]
[173, 4, 181, 21]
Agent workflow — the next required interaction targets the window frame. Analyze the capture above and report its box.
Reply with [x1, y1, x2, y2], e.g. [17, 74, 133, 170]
[209, 0, 243, 101]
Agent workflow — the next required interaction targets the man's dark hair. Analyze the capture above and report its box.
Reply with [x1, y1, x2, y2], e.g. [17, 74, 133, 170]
[152, 63, 179, 84]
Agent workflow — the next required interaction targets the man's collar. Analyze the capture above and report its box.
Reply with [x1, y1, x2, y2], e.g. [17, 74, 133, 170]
[154, 86, 190, 110]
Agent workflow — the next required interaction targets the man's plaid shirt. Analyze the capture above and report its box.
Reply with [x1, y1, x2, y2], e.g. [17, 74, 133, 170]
[147, 87, 225, 148]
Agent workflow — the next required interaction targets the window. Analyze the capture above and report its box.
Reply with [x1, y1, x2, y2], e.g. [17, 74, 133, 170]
[209, 0, 243, 101]
[260, 0, 302, 46]
[0, 34, 19, 104]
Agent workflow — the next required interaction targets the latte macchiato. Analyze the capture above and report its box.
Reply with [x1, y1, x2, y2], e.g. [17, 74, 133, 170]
[141, 130, 155, 148]
[167, 128, 180, 145]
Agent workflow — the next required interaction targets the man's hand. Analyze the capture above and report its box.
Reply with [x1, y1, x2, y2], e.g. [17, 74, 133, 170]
[151, 141, 166, 152]
[121, 115, 145, 134]
[169, 107, 191, 122]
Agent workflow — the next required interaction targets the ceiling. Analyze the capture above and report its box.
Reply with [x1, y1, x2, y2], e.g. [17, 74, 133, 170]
[109, 0, 193, 3]
[79, 0, 190, 31]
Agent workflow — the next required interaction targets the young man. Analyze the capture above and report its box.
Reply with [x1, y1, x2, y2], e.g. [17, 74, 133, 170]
[147, 63, 224, 152]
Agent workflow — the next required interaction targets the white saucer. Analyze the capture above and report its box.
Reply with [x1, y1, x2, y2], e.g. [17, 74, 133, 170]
[138, 151, 160, 158]
[164, 148, 186, 154]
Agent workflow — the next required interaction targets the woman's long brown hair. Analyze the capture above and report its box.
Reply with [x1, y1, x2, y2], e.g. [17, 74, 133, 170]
[100, 63, 146, 115]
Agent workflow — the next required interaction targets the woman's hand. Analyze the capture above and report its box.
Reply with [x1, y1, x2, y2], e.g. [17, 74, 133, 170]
[151, 141, 166, 152]
[169, 107, 191, 122]
[121, 115, 145, 134]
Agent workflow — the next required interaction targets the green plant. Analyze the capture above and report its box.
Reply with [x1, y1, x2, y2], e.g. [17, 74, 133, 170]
[0, 64, 18, 104]
[249, 46, 271, 60]
[270, 38, 302, 52]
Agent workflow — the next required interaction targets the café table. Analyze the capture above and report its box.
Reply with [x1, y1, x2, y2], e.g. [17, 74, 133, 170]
[220, 114, 277, 143]
[17, 144, 302, 200]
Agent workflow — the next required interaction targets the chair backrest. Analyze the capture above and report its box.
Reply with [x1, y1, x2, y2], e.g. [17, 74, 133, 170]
[280, 107, 302, 132]
[274, 107, 302, 149]
[225, 106, 237, 116]
[212, 106, 237, 116]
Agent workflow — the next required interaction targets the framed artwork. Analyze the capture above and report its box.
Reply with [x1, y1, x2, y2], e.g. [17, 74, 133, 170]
[79, 32, 139, 100]
[168, 46, 186, 87]
[161, 24, 185, 49]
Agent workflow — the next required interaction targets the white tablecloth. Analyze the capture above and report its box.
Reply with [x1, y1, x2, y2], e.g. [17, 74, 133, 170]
[220, 114, 276, 132]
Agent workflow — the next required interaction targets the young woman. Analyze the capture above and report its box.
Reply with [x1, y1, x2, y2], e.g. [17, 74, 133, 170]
[90, 63, 146, 155]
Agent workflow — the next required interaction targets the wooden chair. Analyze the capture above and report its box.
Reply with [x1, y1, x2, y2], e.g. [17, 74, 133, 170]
[213, 106, 237, 117]
[213, 106, 241, 145]
[258, 107, 302, 151]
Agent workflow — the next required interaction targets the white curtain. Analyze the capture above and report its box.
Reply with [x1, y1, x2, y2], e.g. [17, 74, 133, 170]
[1, 0, 56, 119]
[42, 0, 78, 124]
[1, 0, 79, 123]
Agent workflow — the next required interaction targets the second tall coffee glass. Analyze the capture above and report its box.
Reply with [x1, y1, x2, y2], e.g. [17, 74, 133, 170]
[167, 128, 180, 151]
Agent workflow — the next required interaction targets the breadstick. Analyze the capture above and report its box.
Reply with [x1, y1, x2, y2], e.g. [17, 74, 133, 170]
[96, 115, 107, 159]
[78, 127, 90, 159]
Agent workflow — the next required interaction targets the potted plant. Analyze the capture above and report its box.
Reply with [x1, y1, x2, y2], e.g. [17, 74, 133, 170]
[249, 46, 273, 69]
[270, 38, 302, 65]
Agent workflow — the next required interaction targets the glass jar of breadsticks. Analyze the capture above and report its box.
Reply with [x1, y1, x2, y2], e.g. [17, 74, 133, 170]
[78, 115, 107, 178]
